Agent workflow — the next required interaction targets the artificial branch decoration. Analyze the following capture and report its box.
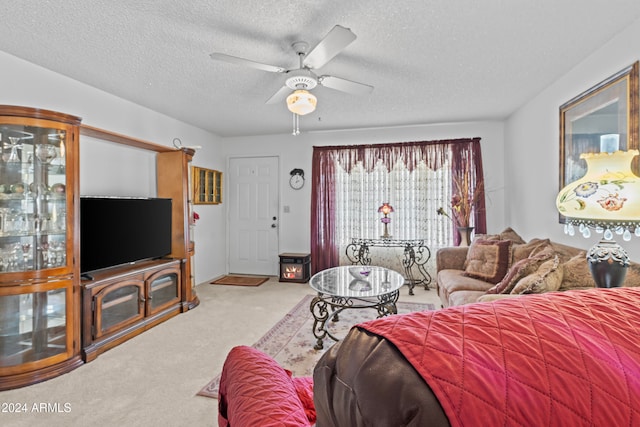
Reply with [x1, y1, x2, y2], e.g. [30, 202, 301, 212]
[437, 175, 484, 228]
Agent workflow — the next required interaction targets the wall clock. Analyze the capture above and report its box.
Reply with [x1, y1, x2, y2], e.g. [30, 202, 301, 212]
[289, 168, 305, 190]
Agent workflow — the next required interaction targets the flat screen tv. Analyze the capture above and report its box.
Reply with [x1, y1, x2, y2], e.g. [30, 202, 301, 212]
[80, 197, 172, 274]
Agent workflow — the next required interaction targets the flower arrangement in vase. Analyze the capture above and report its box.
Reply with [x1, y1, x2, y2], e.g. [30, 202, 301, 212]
[437, 174, 484, 245]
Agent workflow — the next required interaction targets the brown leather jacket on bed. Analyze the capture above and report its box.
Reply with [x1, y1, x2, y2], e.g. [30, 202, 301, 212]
[313, 327, 450, 427]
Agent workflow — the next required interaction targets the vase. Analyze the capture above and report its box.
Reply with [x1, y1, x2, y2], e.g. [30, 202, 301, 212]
[587, 239, 628, 288]
[457, 226, 474, 247]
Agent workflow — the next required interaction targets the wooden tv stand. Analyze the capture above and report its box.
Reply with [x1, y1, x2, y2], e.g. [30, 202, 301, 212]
[80, 259, 182, 362]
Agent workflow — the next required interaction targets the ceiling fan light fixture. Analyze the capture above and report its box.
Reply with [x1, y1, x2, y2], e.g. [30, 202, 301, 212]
[286, 89, 317, 115]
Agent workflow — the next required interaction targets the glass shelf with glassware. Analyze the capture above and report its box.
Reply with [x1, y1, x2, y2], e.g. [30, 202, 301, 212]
[0, 236, 67, 272]
[0, 201, 67, 237]
[0, 124, 68, 273]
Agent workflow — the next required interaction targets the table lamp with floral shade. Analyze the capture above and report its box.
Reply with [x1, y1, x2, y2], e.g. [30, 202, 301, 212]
[378, 203, 394, 239]
[556, 139, 640, 288]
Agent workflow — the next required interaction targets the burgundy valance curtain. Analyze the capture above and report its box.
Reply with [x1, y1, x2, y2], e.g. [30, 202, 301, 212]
[313, 138, 462, 173]
[310, 137, 486, 274]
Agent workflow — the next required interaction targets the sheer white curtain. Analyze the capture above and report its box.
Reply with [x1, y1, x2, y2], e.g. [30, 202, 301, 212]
[334, 158, 454, 259]
[310, 138, 485, 274]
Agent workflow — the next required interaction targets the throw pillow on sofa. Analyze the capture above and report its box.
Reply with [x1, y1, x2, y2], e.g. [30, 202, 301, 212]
[625, 262, 640, 286]
[466, 227, 526, 252]
[560, 253, 640, 290]
[463, 239, 513, 284]
[511, 238, 552, 264]
[511, 255, 563, 294]
[497, 227, 527, 244]
[559, 252, 596, 290]
[463, 228, 528, 272]
[486, 250, 553, 295]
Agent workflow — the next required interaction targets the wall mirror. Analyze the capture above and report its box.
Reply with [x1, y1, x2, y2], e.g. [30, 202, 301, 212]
[192, 166, 222, 205]
[559, 61, 639, 201]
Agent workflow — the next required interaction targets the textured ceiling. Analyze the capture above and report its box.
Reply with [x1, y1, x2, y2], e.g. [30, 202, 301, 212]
[1, 1, 640, 138]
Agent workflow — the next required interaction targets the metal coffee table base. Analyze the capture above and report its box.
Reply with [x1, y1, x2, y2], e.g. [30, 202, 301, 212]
[310, 290, 399, 350]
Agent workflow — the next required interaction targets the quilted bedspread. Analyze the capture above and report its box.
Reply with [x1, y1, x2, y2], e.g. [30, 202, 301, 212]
[218, 346, 315, 427]
[358, 287, 640, 426]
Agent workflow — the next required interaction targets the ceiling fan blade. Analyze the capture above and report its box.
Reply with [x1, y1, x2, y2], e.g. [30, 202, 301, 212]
[210, 52, 287, 73]
[319, 75, 374, 96]
[265, 85, 291, 104]
[303, 25, 357, 70]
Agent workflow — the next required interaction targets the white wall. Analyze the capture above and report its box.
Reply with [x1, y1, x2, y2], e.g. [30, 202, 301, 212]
[505, 17, 640, 262]
[189, 143, 226, 282]
[221, 121, 506, 257]
[0, 51, 226, 284]
[7, 47, 504, 284]
[15, 13, 638, 281]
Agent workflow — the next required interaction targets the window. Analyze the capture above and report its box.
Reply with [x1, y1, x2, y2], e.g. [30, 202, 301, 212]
[334, 159, 453, 247]
[311, 138, 485, 274]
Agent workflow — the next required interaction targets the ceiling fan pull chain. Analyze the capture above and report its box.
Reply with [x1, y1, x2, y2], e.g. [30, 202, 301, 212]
[292, 113, 301, 136]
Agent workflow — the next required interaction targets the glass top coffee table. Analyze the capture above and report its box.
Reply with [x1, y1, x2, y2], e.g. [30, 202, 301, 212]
[308, 265, 405, 349]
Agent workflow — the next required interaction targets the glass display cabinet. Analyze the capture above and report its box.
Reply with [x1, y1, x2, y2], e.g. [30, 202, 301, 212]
[0, 106, 81, 390]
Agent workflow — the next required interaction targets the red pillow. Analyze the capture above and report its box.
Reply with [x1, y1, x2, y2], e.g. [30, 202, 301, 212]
[218, 346, 312, 427]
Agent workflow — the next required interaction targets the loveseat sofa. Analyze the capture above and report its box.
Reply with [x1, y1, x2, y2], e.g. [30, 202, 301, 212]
[436, 227, 640, 307]
[219, 287, 640, 426]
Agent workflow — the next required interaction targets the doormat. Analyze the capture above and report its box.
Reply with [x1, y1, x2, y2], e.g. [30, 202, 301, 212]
[197, 294, 436, 398]
[210, 275, 269, 287]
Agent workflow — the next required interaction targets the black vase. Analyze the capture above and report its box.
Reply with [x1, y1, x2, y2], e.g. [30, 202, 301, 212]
[586, 239, 629, 288]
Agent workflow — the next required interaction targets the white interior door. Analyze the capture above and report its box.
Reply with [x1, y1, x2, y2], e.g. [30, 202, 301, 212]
[228, 156, 279, 276]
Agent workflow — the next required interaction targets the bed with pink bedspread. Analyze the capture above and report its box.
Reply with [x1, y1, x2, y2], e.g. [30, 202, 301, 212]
[218, 287, 640, 426]
[315, 287, 640, 426]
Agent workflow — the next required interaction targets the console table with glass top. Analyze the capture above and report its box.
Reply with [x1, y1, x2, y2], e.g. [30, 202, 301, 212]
[345, 238, 432, 295]
[309, 266, 404, 350]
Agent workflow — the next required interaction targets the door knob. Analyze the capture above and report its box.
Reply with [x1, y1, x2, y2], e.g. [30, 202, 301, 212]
[271, 224, 277, 228]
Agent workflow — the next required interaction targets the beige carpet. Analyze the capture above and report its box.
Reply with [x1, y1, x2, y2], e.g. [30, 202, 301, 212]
[0, 278, 440, 426]
[197, 294, 436, 398]
[210, 274, 269, 286]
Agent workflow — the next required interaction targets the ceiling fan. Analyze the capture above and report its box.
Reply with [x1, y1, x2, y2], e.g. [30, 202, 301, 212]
[210, 25, 374, 134]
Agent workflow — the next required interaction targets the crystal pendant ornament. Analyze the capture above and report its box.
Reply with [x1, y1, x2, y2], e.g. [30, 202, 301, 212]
[604, 228, 614, 240]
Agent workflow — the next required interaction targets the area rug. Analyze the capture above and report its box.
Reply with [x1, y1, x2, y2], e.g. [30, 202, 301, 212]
[210, 275, 269, 286]
[197, 294, 435, 398]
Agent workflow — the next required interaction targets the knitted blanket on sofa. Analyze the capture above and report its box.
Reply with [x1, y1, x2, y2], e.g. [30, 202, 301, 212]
[358, 288, 640, 426]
